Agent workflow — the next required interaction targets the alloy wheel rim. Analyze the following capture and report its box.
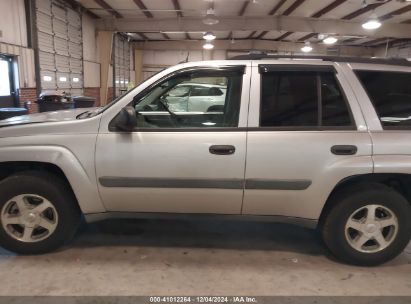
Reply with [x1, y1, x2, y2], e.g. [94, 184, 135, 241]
[344, 204, 398, 253]
[1, 194, 58, 243]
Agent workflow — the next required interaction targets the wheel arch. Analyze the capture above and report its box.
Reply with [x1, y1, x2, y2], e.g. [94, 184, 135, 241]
[319, 173, 411, 227]
[0, 146, 106, 214]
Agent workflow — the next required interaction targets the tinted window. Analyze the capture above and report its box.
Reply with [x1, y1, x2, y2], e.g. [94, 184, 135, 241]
[132, 73, 242, 129]
[260, 70, 352, 128]
[356, 71, 411, 129]
[322, 73, 352, 126]
[261, 71, 318, 127]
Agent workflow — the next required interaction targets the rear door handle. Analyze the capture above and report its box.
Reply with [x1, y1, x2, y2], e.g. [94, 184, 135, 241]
[331, 145, 358, 155]
[209, 145, 236, 155]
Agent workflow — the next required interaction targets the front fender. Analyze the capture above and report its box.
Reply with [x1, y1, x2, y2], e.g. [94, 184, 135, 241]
[0, 145, 105, 214]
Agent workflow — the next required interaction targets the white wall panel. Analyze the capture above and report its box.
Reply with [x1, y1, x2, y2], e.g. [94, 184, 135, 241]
[0, 43, 36, 88]
[82, 14, 98, 63]
[0, 0, 28, 47]
[83, 61, 100, 87]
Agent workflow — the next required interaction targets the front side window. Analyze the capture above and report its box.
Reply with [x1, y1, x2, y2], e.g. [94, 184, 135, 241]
[132, 69, 243, 129]
[260, 68, 353, 129]
[355, 70, 411, 129]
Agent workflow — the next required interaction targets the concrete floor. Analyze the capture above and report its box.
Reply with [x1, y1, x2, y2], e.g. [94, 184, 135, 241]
[0, 218, 409, 296]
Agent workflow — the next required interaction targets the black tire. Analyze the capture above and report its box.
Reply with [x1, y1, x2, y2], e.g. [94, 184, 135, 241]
[0, 171, 81, 254]
[322, 183, 411, 266]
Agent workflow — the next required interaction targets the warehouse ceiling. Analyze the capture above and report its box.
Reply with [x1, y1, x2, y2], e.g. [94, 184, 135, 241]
[74, 0, 411, 47]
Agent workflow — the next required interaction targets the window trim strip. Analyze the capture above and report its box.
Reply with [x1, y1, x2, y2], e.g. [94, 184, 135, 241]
[259, 64, 336, 74]
[110, 125, 358, 133]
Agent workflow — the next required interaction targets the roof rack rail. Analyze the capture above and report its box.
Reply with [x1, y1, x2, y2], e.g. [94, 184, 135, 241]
[228, 54, 411, 67]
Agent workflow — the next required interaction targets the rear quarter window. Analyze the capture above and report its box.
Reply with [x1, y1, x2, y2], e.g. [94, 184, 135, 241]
[355, 70, 411, 129]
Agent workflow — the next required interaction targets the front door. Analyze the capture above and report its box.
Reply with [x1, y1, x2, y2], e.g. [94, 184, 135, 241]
[96, 64, 251, 214]
[0, 55, 16, 108]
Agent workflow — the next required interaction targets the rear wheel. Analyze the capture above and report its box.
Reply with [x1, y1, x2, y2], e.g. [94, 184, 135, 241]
[322, 183, 411, 266]
[0, 171, 81, 254]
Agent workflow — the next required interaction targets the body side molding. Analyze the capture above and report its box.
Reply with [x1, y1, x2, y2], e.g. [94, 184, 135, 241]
[99, 177, 312, 190]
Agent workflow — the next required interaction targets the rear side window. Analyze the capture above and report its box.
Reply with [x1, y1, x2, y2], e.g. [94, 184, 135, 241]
[260, 69, 353, 128]
[355, 71, 411, 129]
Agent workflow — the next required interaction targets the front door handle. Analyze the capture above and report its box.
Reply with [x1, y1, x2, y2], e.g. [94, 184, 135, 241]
[209, 145, 236, 155]
[331, 145, 358, 155]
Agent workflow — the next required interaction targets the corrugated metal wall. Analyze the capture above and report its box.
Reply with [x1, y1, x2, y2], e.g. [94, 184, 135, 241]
[0, 43, 36, 89]
[35, 0, 83, 95]
[113, 34, 131, 98]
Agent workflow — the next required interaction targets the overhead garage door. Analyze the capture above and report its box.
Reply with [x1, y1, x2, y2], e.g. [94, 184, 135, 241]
[113, 34, 131, 98]
[36, 0, 83, 95]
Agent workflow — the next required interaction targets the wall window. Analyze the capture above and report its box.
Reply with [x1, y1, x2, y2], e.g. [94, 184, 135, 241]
[131, 69, 243, 129]
[260, 68, 353, 128]
[355, 71, 411, 129]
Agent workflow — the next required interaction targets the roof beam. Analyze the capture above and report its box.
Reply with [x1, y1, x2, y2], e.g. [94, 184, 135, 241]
[376, 38, 411, 47]
[136, 32, 148, 40]
[275, 32, 293, 41]
[247, 31, 257, 39]
[62, 0, 100, 19]
[363, 37, 391, 46]
[94, 0, 123, 18]
[238, 1, 249, 16]
[283, 0, 306, 16]
[171, 0, 183, 17]
[268, 0, 287, 15]
[298, 33, 317, 41]
[341, 37, 361, 44]
[379, 4, 411, 21]
[133, 40, 374, 57]
[311, 0, 347, 18]
[255, 31, 267, 39]
[229, 0, 250, 40]
[96, 15, 411, 39]
[288, 0, 348, 42]
[255, 0, 297, 40]
[132, 0, 153, 18]
[342, 1, 390, 20]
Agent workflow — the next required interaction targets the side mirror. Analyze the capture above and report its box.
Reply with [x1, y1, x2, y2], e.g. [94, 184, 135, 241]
[115, 106, 137, 132]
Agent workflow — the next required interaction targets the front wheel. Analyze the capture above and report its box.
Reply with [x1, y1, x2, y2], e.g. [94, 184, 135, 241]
[0, 171, 81, 254]
[322, 183, 411, 266]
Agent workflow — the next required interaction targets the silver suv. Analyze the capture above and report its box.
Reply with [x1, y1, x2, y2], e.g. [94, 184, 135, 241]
[0, 56, 410, 266]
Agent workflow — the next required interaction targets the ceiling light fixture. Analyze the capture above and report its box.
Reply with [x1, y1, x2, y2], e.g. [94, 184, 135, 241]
[323, 36, 338, 45]
[301, 42, 313, 53]
[362, 18, 382, 30]
[203, 32, 216, 40]
[203, 8, 219, 25]
[203, 42, 214, 50]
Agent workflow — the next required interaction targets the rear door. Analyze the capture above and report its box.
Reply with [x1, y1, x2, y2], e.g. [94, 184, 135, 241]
[242, 62, 373, 220]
